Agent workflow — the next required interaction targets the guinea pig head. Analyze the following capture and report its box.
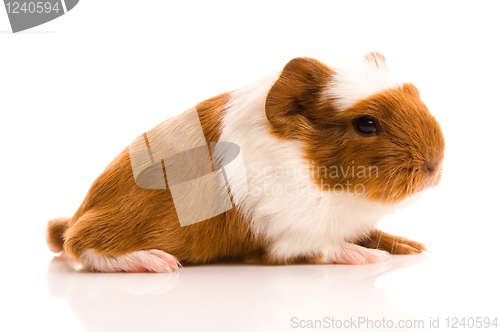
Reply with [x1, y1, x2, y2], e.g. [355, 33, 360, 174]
[265, 53, 445, 205]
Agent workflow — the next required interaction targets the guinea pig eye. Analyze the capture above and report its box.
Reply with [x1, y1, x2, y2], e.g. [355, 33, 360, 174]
[353, 116, 379, 136]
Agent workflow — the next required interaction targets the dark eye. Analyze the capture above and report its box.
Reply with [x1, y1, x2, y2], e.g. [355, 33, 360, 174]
[353, 116, 379, 136]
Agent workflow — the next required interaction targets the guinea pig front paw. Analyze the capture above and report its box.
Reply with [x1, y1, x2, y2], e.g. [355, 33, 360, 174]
[357, 229, 427, 255]
[322, 243, 389, 265]
[80, 249, 181, 273]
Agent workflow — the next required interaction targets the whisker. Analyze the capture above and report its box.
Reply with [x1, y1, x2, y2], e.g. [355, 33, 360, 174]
[382, 164, 405, 205]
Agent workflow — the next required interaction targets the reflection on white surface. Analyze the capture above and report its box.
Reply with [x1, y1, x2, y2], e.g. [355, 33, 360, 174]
[46, 255, 432, 332]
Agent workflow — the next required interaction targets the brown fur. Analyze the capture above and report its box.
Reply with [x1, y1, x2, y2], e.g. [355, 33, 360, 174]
[46, 217, 70, 253]
[265, 57, 334, 139]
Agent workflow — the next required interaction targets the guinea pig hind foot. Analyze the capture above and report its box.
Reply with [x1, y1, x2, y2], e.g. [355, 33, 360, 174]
[79, 249, 181, 273]
[321, 243, 389, 265]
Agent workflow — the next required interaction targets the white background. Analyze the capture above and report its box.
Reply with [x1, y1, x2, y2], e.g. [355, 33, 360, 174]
[1, 1, 499, 331]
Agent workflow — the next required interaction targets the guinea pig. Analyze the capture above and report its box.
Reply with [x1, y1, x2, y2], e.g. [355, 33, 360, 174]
[46, 52, 445, 272]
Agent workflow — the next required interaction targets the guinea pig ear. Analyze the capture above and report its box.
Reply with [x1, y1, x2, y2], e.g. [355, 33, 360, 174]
[265, 57, 333, 138]
[363, 52, 388, 69]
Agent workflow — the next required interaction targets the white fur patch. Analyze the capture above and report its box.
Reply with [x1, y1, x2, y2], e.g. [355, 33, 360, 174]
[326, 59, 402, 111]
[220, 70, 407, 262]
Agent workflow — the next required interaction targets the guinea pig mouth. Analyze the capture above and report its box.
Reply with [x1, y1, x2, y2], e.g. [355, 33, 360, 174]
[379, 164, 440, 204]
[411, 165, 443, 194]
[430, 166, 443, 187]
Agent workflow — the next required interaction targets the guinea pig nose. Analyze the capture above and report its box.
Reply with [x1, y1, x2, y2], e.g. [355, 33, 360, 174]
[423, 161, 437, 174]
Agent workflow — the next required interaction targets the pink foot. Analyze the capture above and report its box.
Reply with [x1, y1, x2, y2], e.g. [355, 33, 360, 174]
[323, 243, 389, 265]
[80, 249, 181, 273]
[57, 251, 69, 259]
